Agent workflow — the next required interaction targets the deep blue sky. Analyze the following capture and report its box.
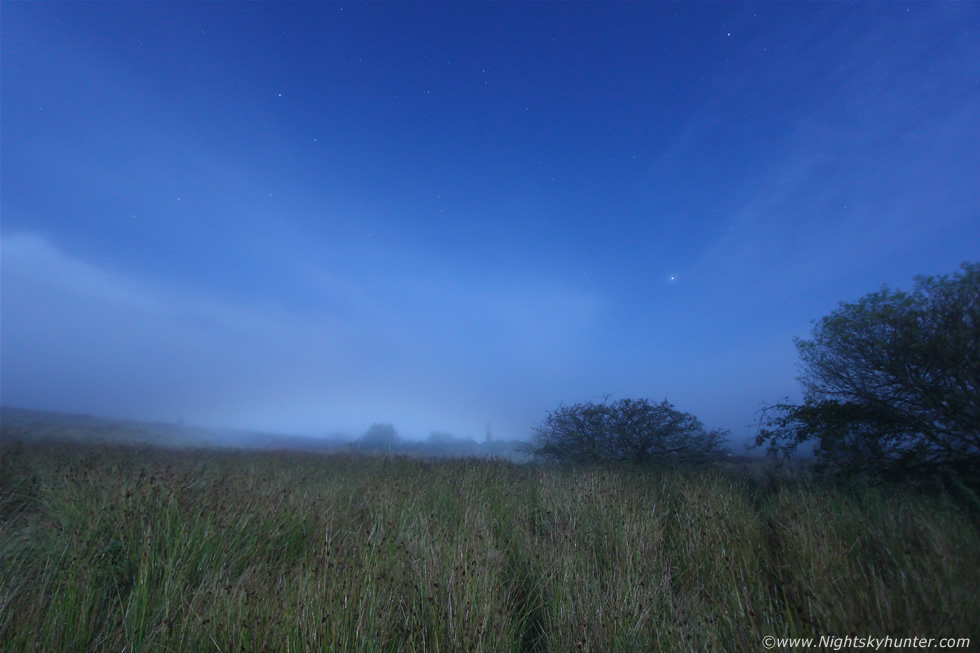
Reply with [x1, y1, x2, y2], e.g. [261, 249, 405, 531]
[3, 2, 978, 445]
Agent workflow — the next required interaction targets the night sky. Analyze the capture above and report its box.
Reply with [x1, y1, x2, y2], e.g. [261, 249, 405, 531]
[3, 2, 978, 445]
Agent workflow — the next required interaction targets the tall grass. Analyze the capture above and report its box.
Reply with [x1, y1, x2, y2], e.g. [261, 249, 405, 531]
[1, 441, 977, 651]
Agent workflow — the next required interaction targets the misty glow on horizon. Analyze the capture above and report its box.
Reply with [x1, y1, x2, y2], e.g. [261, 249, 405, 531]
[2, 3, 978, 444]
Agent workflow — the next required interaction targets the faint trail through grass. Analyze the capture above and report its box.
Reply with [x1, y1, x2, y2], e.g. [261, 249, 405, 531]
[1, 441, 978, 651]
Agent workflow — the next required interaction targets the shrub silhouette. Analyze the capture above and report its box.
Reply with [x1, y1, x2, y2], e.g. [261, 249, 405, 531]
[356, 423, 400, 452]
[525, 397, 728, 466]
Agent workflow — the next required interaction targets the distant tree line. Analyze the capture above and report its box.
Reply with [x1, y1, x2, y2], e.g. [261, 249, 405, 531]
[353, 423, 528, 460]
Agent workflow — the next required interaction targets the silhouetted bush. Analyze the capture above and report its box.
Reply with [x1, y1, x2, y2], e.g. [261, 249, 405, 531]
[525, 398, 729, 466]
[356, 423, 400, 452]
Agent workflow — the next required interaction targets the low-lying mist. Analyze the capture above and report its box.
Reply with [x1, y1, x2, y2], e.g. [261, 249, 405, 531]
[0, 406, 532, 462]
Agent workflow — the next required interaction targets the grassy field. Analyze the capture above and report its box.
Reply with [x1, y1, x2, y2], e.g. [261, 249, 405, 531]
[1, 439, 977, 652]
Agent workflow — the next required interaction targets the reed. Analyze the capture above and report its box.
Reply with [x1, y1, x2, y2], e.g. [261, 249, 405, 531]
[1, 441, 977, 651]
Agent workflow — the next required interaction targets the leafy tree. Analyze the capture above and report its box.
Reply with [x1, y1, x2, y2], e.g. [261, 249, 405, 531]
[357, 423, 400, 452]
[526, 397, 729, 466]
[757, 262, 980, 482]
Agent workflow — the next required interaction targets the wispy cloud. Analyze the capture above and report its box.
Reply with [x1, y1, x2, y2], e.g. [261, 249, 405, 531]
[660, 4, 980, 304]
[2, 233, 159, 311]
